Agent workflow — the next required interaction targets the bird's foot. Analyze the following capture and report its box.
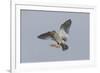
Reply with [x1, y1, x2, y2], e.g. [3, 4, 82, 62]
[50, 44, 61, 48]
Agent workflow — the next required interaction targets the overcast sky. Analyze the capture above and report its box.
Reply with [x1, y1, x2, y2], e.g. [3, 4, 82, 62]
[20, 10, 89, 63]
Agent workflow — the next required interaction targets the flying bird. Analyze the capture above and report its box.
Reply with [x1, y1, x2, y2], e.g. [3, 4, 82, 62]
[37, 19, 72, 51]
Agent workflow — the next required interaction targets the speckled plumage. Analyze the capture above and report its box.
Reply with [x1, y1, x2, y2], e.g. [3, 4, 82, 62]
[37, 19, 72, 51]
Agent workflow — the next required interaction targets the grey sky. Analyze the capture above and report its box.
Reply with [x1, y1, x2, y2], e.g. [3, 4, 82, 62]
[20, 10, 89, 63]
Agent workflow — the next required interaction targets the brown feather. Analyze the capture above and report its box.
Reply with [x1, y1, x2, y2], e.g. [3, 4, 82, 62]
[37, 32, 54, 40]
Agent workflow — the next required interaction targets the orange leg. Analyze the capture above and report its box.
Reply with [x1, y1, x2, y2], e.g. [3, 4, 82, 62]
[50, 43, 61, 48]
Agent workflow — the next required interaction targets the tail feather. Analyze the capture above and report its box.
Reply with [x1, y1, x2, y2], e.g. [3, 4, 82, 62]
[60, 43, 68, 51]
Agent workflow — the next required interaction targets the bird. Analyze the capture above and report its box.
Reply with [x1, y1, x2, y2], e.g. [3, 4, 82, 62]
[37, 19, 72, 51]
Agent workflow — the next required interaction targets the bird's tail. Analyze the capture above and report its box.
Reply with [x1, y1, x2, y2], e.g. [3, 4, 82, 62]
[60, 43, 68, 51]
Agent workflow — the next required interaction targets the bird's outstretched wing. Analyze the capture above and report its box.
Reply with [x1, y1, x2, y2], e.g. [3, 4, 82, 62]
[37, 32, 53, 40]
[60, 19, 72, 33]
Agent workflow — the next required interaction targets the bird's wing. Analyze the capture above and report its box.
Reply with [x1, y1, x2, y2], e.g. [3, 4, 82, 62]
[60, 19, 72, 33]
[37, 32, 53, 40]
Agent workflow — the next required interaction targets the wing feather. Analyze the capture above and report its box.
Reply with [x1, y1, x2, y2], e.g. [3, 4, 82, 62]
[37, 32, 53, 40]
[60, 19, 72, 33]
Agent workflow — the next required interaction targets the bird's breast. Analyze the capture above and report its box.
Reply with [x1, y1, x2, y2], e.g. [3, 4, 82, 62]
[58, 29, 69, 40]
[53, 32, 62, 44]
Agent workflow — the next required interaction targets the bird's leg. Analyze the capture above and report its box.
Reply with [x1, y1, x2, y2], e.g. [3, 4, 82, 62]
[50, 43, 61, 48]
[56, 45, 61, 48]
